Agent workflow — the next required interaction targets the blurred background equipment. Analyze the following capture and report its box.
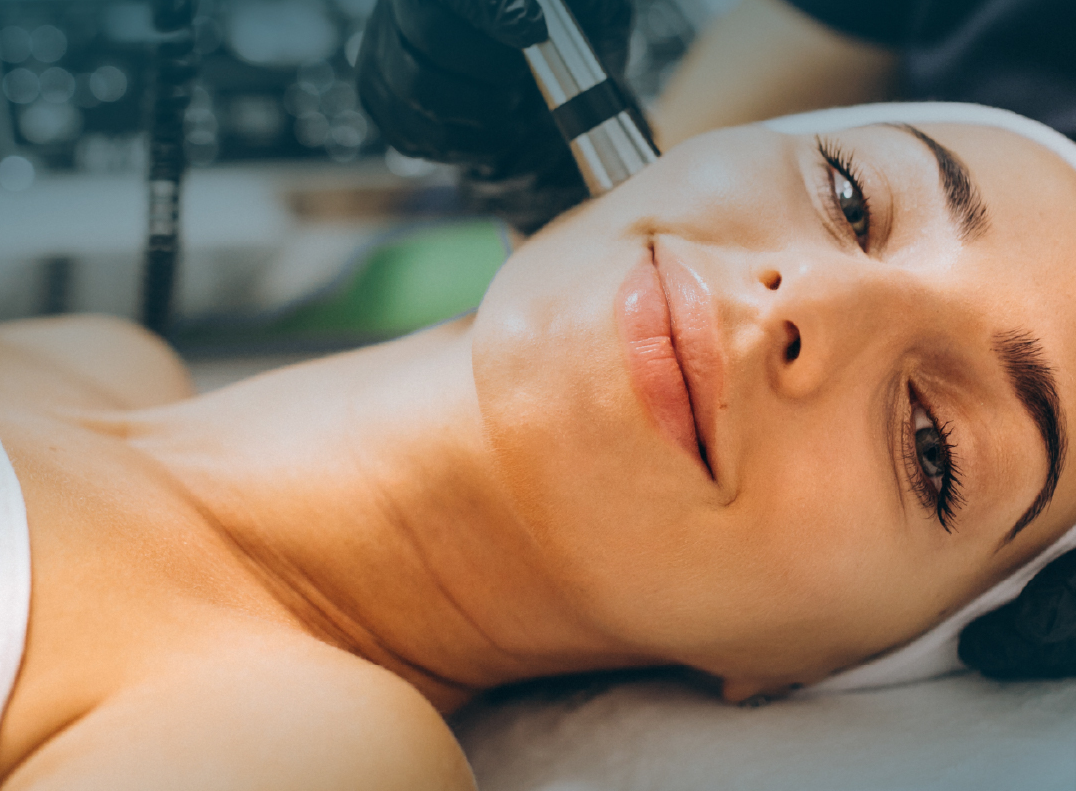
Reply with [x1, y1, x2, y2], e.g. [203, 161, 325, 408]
[142, 0, 198, 336]
[0, 0, 703, 174]
[0, 0, 718, 364]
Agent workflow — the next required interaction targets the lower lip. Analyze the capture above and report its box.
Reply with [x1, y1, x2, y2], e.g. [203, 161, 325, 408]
[615, 249, 703, 465]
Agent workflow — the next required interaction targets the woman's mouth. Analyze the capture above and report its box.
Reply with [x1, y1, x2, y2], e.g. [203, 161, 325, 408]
[615, 242, 715, 476]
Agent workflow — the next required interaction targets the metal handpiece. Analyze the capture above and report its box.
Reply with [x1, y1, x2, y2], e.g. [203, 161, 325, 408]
[523, 0, 660, 196]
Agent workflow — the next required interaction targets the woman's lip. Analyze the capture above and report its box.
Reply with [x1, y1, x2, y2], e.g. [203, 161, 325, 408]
[615, 244, 711, 474]
[652, 236, 725, 479]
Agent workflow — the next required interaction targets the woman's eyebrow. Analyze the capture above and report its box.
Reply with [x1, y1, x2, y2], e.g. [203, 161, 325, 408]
[882, 123, 990, 242]
[992, 329, 1067, 541]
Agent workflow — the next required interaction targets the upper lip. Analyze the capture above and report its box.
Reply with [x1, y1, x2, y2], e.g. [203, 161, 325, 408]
[651, 236, 724, 482]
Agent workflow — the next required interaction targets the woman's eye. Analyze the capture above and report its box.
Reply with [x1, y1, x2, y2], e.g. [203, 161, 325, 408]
[833, 172, 870, 244]
[913, 406, 945, 492]
[907, 393, 964, 532]
[816, 137, 872, 252]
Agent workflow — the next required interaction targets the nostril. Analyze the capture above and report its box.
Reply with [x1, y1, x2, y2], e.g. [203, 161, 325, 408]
[784, 322, 801, 362]
[760, 270, 782, 291]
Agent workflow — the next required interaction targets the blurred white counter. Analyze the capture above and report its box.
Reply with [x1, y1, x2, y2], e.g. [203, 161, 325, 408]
[0, 159, 453, 322]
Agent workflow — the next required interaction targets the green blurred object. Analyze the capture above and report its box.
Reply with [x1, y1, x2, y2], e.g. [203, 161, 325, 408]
[273, 219, 508, 338]
[177, 219, 510, 353]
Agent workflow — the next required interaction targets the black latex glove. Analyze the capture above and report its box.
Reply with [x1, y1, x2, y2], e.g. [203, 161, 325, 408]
[959, 547, 1076, 679]
[357, 0, 635, 233]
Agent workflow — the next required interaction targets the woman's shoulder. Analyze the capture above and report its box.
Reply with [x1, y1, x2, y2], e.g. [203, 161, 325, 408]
[3, 626, 476, 790]
[0, 314, 194, 412]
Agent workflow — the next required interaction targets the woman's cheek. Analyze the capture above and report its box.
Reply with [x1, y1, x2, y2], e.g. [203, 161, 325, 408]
[736, 417, 890, 597]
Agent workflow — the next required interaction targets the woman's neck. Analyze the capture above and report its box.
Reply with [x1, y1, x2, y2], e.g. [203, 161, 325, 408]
[119, 317, 641, 711]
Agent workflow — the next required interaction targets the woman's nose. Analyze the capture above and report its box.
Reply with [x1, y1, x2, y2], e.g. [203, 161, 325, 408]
[752, 262, 895, 401]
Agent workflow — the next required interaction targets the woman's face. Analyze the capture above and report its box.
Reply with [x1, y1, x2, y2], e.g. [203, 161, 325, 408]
[471, 121, 1076, 697]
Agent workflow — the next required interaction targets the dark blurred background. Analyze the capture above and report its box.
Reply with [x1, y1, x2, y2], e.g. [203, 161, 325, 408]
[0, 0, 722, 383]
[0, 0, 706, 179]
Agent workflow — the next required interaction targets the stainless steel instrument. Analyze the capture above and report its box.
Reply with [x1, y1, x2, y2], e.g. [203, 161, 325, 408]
[523, 0, 660, 196]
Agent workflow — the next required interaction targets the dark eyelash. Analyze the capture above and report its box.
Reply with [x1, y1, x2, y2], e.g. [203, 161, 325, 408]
[901, 387, 966, 533]
[815, 136, 871, 248]
[816, 136, 864, 191]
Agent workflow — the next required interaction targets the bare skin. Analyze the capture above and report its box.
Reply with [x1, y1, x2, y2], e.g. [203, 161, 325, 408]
[2, 120, 1076, 787]
[655, 0, 898, 146]
[0, 319, 478, 789]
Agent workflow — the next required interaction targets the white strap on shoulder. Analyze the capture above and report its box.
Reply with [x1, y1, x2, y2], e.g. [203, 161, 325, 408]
[0, 440, 30, 720]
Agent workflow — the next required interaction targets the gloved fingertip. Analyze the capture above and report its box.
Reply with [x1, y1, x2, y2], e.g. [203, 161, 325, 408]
[443, 0, 548, 49]
[493, 0, 549, 48]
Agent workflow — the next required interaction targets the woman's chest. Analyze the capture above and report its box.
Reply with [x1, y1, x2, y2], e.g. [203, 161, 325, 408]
[0, 415, 302, 774]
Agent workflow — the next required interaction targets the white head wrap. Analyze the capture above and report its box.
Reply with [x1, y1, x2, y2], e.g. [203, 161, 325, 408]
[759, 102, 1076, 693]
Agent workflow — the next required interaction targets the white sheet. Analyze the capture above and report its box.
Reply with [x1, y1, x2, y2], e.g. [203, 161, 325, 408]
[455, 673, 1076, 790]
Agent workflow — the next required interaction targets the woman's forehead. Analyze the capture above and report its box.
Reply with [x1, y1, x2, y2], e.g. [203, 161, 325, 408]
[883, 123, 1076, 297]
[927, 123, 1076, 550]
[922, 122, 1076, 196]
[790, 119, 1076, 553]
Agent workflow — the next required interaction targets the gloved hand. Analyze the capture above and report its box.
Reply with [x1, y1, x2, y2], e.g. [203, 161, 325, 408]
[357, 0, 636, 233]
[959, 548, 1076, 679]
